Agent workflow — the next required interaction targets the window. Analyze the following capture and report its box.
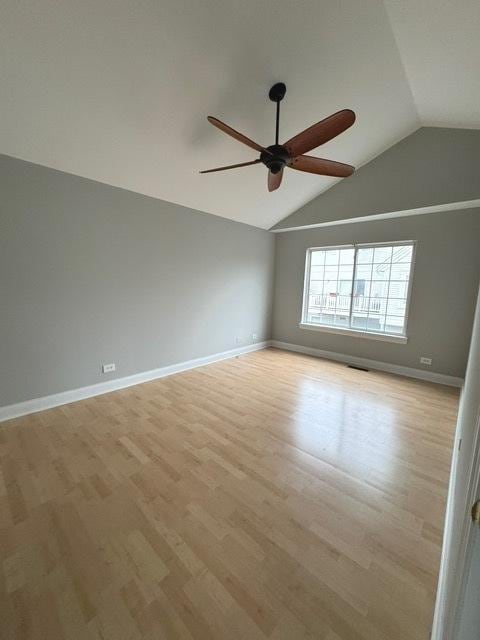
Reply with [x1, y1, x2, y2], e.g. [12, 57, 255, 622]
[301, 241, 415, 341]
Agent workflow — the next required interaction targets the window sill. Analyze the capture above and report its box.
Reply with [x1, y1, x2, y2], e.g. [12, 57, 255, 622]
[298, 322, 408, 344]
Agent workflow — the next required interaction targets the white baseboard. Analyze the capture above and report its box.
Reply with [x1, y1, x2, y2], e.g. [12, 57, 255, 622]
[1, 339, 462, 423]
[0, 341, 270, 423]
[271, 340, 464, 388]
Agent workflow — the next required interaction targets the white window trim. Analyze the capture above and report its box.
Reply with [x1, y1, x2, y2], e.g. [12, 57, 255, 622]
[300, 240, 416, 343]
[298, 322, 408, 343]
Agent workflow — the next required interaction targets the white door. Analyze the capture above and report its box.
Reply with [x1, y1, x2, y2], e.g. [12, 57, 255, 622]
[456, 496, 480, 639]
[432, 286, 480, 639]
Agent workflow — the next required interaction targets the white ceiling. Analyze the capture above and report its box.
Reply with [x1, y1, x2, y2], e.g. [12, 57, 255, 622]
[0, 1, 477, 229]
[384, 0, 480, 129]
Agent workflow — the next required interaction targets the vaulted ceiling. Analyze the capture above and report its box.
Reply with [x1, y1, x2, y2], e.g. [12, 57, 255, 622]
[384, 0, 480, 129]
[1, 1, 478, 229]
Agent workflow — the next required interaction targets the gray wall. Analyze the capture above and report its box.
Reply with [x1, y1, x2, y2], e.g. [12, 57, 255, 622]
[273, 127, 480, 230]
[0, 154, 275, 406]
[272, 210, 480, 377]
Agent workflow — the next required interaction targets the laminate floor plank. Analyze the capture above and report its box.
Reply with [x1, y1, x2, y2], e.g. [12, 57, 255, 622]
[0, 348, 458, 639]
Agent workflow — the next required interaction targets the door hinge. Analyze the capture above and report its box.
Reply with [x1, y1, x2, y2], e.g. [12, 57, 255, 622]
[471, 500, 480, 525]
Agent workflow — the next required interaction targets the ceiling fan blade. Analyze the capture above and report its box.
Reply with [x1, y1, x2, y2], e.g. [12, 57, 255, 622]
[285, 109, 356, 157]
[289, 155, 354, 177]
[200, 159, 261, 174]
[268, 168, 283, 192]
[207, 116, 271, 154]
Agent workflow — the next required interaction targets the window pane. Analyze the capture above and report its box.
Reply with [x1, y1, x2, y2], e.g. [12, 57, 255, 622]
[338, 265, 354, 281]
[390, 262, 411, 280]
[309, 281, 323, 295]
[387, 299, 407, 317]
[392, 245, 413, 263]
[353, 279, 370, 298]
[351, 313, 367, 330]
[367, 298, 387, 315]
[333, 313, 349, 327]
[370, 280, 389, 298]
[323, 279, 337, 295]
[325, 250, 339, 265]
[387, 281, 409, 299]
[313, 312, 334, 325]
[308, 293, 325, 308]
[352, 242, 414, 337]
[371, 263, 390, 280]
[311, 251, 325, 266]
[366, 316, 384, 332]
[335, 294, 351, 313]
[324, 265, 338, 280]
[310, 265, 325, 280]
[385, 316, 405, 334]
[339, 248, 355, 264]
[355, 264, 373, 281]
[351, 295, 366, 314]
[338, 280, 352, 296]
[357, 247, 374, 263]
[373, 246, 392, 263]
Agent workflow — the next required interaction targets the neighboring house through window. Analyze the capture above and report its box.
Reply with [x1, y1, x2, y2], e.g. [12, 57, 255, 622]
[301, 241, 415, 342]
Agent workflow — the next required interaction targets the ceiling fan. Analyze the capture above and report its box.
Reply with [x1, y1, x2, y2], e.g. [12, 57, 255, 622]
[200, 83, 356, 192]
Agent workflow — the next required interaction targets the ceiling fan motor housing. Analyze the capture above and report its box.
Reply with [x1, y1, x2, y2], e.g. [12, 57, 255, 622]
[261, 144, 289, 174]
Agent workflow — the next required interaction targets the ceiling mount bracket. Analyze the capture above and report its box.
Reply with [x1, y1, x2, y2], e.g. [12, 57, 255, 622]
[268, 82, 287, 103]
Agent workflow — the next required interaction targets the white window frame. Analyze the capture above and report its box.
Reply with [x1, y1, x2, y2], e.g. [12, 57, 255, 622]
[299, 240, 417, 344]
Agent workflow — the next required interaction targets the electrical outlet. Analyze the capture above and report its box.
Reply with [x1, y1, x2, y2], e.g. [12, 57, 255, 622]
[252, 333, 258, 342]
[420, 357, 432, 366]
[102, 363, 116, 373]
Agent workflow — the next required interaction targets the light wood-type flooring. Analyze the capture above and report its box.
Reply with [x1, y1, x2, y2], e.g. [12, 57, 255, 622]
[0, 348, 459, 640]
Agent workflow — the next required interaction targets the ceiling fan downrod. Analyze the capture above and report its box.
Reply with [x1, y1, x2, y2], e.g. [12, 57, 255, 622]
[268, 82, 287, 145]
